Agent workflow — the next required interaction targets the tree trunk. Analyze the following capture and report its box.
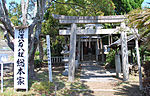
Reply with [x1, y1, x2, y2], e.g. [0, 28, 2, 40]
[39, 37, 44, 61]
[28, 37, 39, 78]
[29, 57, 36, 79]
[0, 0, 46, 79]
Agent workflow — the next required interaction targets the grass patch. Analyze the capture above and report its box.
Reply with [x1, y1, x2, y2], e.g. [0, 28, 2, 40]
[0, 64, 93, 96]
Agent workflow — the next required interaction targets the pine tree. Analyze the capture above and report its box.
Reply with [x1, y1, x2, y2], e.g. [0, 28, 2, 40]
[113, 0, 144, 14]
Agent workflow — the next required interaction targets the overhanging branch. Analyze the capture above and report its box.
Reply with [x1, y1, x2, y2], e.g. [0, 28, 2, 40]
[2, 0, 8, 16]
[0, 23, 5, 30]
[4, 31, 14, 51]
[0, 17, 14, 38]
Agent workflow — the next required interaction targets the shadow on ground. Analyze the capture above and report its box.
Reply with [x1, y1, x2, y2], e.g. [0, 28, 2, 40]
[27, 64, 94, 96]
[114, 82, 142, 96]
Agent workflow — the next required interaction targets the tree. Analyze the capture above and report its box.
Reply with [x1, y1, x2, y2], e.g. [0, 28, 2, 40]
[113, 0, 144, 14]
[128, 5, 150, 95]
[53, 0, 115, 16]
[8, 1, 22, 26]
[0, 0, 51, 78]
[128, 8, 150, 48]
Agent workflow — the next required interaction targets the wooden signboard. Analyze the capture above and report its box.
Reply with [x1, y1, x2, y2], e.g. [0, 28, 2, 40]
[14, 27, 28, 91]
[46, 35, 53, 82]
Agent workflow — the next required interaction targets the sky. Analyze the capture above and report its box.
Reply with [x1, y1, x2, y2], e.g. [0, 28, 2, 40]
[141, 0, 150, 8]
[6, 0, 150, 8]
[6, 0, 20, 4]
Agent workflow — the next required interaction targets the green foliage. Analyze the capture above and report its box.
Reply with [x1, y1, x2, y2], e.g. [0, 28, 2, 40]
[113, 0, 144, 14]
[128, 8, 150, 49]
[34, 59, 42, 68]
[106, 49, 116, 68]
[143, 61, 150, 96]
[8, 1, 22, 26]
[34, 51, 42, 68]
[31, 81, 55, 95]
[140, 46, 150, 62]
[35, 51, 40, 56]
[42, 4, 65, 56]
[128, 7, 150, 96]
[53, 0, 115, 16]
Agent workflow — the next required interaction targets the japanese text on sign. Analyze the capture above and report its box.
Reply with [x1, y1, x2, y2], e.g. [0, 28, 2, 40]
[14, 27, 28, 90]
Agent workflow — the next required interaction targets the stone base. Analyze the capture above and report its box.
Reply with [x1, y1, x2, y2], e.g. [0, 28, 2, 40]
[62, 69, 68, 76]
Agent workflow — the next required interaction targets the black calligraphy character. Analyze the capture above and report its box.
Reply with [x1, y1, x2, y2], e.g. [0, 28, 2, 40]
[18, 48, 25, 52]
[17, 59, 25, 67]
[17, 67, 25, 75]
[17, 76, 25, 85]
[18, 29, 25, 39]
[18, 33, 24, 39]
[18, 51, 24, 57]
[18, 48, 25, 57]
[19, 29, 25, 34]
[48, 56, 51, 59]
[18, 39, 24, 47]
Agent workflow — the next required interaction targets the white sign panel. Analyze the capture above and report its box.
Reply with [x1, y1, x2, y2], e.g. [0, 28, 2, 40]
[14, 27, 28, 90]
[46, 35, 53, 82]
[0, 54, 8, 93]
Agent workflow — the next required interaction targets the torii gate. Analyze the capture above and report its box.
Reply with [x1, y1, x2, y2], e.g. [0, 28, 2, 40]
[52, 14, 142, 88]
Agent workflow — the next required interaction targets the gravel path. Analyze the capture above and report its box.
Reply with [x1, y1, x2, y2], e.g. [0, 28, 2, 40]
[79, 62, 141, 96]
[79, 62, 122, 96]
[80, 62, 117, 82]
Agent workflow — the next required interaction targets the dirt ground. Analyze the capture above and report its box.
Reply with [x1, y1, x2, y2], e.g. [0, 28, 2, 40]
[53, 63, 142, 96]
[82, 75, 142, 96]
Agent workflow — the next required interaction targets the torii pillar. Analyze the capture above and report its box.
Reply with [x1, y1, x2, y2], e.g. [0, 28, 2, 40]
[121, 22, 129, 81]
[68, 23, 77, 82]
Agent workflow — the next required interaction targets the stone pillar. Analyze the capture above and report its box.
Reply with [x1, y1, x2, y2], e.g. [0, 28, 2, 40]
[115, 53, 121, 78]
[121, 22, 129, 81]
[111, 35, 113, 44]
[68, 23, 77, 82]
[134, 28, 143, 90]
[89, 36, 91, 48]
[96, 38, 99, 61]
[100, 38, 104, 63]
[131, 49, 133, 64]
[135, 38, 143, 90]
[81, 40, 84, 61]
[108, 35, 111, 46]
[77, 36, 81, 62]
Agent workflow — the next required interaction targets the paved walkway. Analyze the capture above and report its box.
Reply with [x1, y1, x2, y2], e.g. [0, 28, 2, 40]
[80, 62, 117, 82]
[79, 62, 122, 96]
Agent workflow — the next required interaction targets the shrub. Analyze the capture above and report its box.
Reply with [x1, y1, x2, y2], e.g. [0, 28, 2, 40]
[106, 49, 116, 68]
[34, 59, 42, 68]
[143, 61, 150, 96]
[31, 81, 55, 95]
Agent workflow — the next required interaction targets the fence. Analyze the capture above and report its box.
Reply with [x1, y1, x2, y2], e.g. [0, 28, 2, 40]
[51, 56, 64, 64]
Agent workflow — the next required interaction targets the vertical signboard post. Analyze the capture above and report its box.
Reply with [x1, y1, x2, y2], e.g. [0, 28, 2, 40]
[1, 58, 3, 93]
[14, 27, 28, 91]
[46, 35, 53, 82]
[0, 54, 8, 93]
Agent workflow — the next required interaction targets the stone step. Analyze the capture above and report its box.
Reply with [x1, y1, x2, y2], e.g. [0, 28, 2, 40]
[62, 58, 69, 62]
[71, 88, 121, 92]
